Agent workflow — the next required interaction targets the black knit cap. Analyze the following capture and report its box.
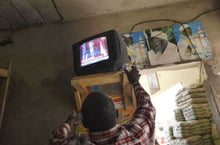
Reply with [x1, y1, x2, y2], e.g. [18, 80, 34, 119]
[81, 91, 116, 132]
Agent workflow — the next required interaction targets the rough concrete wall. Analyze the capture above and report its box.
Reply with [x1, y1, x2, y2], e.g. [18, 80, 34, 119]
[0, 0, 220, 144]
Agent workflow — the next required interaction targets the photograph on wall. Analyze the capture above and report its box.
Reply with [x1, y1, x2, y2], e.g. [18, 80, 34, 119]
[144, 26, 181, 66]
[147, 72, 160, 95]
[122, 31, 150, 69]
[172, 21, 212, 60]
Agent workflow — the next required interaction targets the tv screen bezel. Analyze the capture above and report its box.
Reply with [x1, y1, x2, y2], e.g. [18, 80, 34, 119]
[73, 30, 119, 76]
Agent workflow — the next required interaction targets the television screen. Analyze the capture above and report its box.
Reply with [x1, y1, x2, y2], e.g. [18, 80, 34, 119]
[80, 36, 109, 67]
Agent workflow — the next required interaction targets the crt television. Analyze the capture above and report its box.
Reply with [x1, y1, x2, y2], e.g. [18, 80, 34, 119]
[72, 29, 128, 76]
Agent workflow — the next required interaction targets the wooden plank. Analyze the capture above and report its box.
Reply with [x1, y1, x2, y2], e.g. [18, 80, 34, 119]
[204, 81, 220, 135]
[122, 72, 133, 109]
[10, 0, 44, 26]
[0, 61, 11, 128]
[28, 0, 61, 22]
[71, 78, 88, 104]
[0, 0, 27, 29]
[140, 61, 201, 74]
[0, 68, 8, 77]
[71, 71, 123, 87]
[131, 87, 136, 109]
[73, 90, 82, 111]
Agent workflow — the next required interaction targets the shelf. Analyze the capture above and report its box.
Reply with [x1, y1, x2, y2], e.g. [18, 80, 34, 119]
[71, 71, 136, 111]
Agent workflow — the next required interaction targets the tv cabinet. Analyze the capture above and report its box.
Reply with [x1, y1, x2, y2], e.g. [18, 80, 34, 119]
[70, 71, 136, 111]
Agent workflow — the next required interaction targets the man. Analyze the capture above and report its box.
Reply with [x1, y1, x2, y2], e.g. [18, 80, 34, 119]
[49, 66, 156, 145]
[87, 41, 101, 58]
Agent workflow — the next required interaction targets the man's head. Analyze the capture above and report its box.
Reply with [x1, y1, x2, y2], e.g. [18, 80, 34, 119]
[149, 31, 168, 54]
[81, 92, 117, 132]
[88, 41, 95, 49]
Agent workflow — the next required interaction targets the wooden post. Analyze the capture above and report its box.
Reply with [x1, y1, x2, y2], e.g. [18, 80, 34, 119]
[0, 61, 11, 128]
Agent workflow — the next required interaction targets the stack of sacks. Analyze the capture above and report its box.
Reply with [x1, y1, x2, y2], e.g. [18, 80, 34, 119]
[173, 119, 211, 138]
[175, 86, 207, 109]
[201, 134, 213, 145]
[169, 135, 201, 145]
[166, 126, 175, 141]
[182, 104, 212, 121]
[168, 82, 215, 145]
[174, 108, 185, 121]
[214, 140, 220, 145]
[176, 93, 208, 108]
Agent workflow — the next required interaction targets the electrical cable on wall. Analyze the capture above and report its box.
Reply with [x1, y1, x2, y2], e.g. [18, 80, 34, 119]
[129, 7, 220, 61]
[130, 7, 220, 32]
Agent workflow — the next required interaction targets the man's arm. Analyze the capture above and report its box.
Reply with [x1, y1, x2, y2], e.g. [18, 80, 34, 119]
[49, 110, 82, 145]
[132, 82, 156, 138]
[125, 66, 156, 138]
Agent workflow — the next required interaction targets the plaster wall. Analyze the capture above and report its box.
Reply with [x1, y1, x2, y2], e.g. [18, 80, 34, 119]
[0, 0, 220, 144]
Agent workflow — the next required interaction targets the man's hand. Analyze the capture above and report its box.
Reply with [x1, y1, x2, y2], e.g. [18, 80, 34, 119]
[125, 66, 140, 85]
[65, 109, 82, 128]
[52, 126, 69, 139]
[49, 109, 82, 145]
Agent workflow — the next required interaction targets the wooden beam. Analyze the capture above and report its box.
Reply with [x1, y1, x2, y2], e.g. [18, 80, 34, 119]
[0, 0, 27, 29]
[0, 61, 11, 128]
[71, 71, 123, 87]
[122, 73, 133, 109]
[9, 0, 44, 25]
[204, 80, 220, 135]
[73, 90, 82, 111]
[0, 68, 9, 77]
[28, 0, 61, 22]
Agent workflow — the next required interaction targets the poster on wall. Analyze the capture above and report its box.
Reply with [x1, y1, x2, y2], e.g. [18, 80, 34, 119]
[147, 72, 160, 95]
[122, 21, 212, 68]
[122, 25, 181, 67]
[172, 21, 212, 60]
[145, 26, 181, 66]
[122, 31, 150, 69]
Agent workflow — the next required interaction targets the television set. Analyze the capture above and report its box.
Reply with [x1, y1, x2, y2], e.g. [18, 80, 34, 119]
[73, 29, 128, 76]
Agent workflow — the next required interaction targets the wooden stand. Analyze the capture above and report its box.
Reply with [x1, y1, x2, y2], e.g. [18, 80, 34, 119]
[71, 71, 136, 111]
[0, 61, 11, 128]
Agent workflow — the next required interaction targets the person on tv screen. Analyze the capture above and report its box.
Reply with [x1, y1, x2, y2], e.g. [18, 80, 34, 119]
[49, 66, 156, 145]
[86, 40, 101, 58]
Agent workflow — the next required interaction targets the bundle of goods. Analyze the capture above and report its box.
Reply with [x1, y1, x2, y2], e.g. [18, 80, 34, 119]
[201, 134, 213, 145]
[169, 135, 201, 145]
[169, 82, 216, 145]
[175, 83, 207, 108]
[173, 119, 211, 138]
[182, 104, 212, 121]
[167, 126, 175, 141]
[174, 108, 185, 121]
[176, 83, 204, 97]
